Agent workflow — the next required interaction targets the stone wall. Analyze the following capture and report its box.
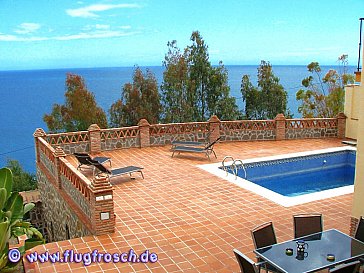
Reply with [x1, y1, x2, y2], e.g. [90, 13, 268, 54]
[150, 132, 208, 146]
[28, 202, 49, 242]
[221, 129, 276, 141]
[20, 190, 49, 243]
[36, 168, 91, 242]
[60, 175, 92, 219]
[219, 119, 276, 141]
[285, 118, 339, 140]
[55, 142, 90, 154]
[101, 137, 139, 150]
[149, 121, 210, 146]
[285, 128, 338, 139]
[39, 150, 56, 177]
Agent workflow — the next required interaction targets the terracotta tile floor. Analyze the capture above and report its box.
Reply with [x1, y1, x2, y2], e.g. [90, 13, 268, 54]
[28, 139, 353, 272]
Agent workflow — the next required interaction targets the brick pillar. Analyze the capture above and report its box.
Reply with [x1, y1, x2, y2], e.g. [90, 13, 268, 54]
[337, 112, 347, 139]
[54, 147, 66, 189]
[33, 128, 46, 163]
[138, 119, 150, 148]
[275, 113, 286, 140]
[90, 175, 115, 235]
[88, 124, 101, 154]
[208, 115, 221, 142]
[350, 216, 359, 236]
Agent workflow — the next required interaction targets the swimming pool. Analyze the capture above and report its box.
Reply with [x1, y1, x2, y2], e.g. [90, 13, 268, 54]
[199, 147, 356, 207]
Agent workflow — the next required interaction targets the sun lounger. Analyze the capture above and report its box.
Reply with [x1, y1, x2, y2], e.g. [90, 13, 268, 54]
[74, 153, 111, 170]
[88, 159, 144, 181]
[171, 137, 221, 160]
[171, 140, 206, 147]
[171, 131, 212, 148]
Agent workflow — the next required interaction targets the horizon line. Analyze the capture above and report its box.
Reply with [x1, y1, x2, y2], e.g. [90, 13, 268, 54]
[0, 63, 356, 72]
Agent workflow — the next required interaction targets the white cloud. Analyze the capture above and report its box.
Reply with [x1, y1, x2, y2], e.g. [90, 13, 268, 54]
[54, 30, 137, 40]
[14, 23, 41, 34]
[83, 24, 129, 31]
[119, 25, 131, 30]
[66, 3, 141, 18]
[0, 29, 138, 42]
[0, 33, 47, 42]
[1, 20, 137, 42]
[95, 24, 110, 30]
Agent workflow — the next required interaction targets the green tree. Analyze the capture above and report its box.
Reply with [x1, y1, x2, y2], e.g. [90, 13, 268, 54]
[296, 55, 354, 118]
[208, 63, 242, 120]
[6, 159, 37, 193]
[160, 40, 191, 122]
[43, 73, 108, 132]
[187, 31, 211, 121]
[161, 31, 240, 122]
[109, 67, 161, 126]
[241, 61, 289, 119]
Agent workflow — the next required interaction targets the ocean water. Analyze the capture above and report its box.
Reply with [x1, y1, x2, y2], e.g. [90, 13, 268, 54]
[0, 65, 356, 173]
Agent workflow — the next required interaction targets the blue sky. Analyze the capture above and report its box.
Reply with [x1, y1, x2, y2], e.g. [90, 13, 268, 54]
[1, 0, 363, 70]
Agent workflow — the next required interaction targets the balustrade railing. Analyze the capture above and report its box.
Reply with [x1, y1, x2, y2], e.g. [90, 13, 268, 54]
[46, 131, 89, 145]
[100, 126, 139, 140]
[41, 115, 342, 152]
[149, 122, 209, 135]
[58, 158, 92, 202]
[220, 120, 276, 131]
[286, 118, 338, 129]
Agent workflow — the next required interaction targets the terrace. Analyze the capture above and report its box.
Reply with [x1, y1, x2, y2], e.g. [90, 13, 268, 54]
[24, 113, 358, 273]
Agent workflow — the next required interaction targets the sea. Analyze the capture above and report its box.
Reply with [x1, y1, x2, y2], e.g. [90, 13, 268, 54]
[0, 65, 356, 173]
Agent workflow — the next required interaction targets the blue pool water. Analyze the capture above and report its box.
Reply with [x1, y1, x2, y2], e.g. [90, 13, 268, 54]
[222, 150, 356, 197]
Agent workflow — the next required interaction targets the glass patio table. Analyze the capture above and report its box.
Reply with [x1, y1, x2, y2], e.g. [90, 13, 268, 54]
[254, 229, 364, 273]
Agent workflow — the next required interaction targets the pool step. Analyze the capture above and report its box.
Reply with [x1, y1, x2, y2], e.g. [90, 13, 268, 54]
[221, 156, 246, 179]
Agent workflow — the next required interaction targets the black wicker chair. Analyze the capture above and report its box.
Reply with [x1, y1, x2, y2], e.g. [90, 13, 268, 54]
[293, 213, 323, 239]
[329, 260, 360, 273]
[252, 221, 277, 249]
[355, 216, 364, 243]
[251, 222, 278, 272]
[233, 249, 262, 273]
